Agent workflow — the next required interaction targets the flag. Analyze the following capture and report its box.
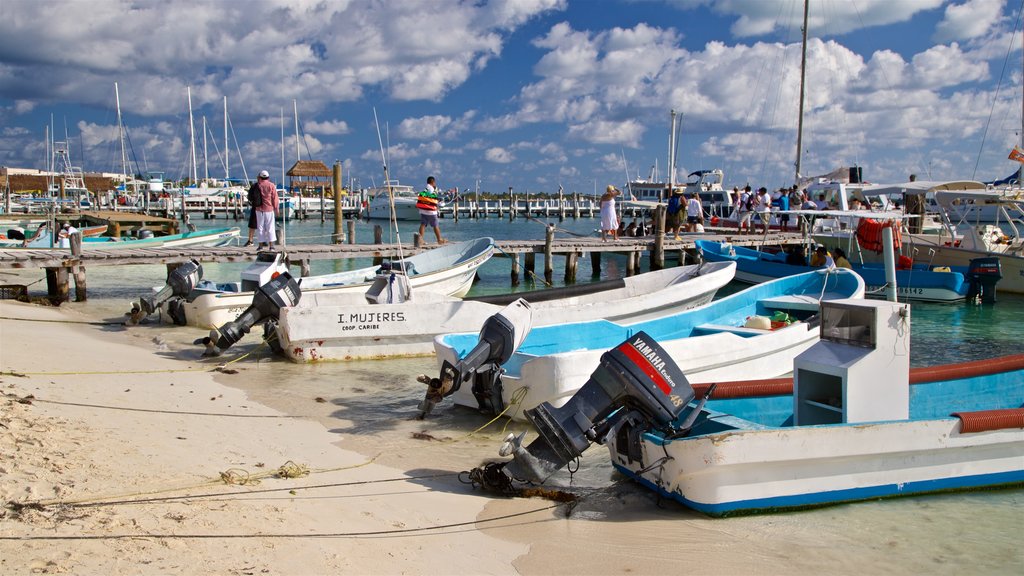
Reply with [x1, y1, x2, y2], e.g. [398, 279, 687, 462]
[1009, 146, 1024, 164]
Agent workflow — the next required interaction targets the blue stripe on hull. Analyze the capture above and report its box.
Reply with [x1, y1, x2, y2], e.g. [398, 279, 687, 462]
[614, 463, 1024, 517]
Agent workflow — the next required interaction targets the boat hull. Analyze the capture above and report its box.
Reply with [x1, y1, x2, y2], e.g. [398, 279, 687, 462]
[277, 262, 736, 362]
[173, 237, 494, 329]
[434, 269, 865, 421]
[610, 361, 1024, 516]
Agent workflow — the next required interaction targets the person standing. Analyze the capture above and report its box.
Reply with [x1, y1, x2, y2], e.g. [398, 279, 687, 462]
[417, 176, 446, 244]
[254, 170, 279, 250]
[600, 185, 621, 241]
[244, 179, 260, 247]
[736, 185, 753, 234]
[755, 187, 772, 234]
[685, 192, 702, 233]
[57, 222, 79, 249]
[778, 187, 791, 232]
[665, 188, 684, 240]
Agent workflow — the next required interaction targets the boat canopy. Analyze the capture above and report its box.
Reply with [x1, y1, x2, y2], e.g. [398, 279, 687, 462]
[860, 180, 987, 197]
[933, 189, 1024, 207]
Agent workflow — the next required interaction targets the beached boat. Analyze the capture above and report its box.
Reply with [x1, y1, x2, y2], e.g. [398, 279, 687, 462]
[0, 226, 240, 250]
[167, 237, 495, 329]
[694, 238, 996, 303]
[275, 261, 736, 362]
[607, 299, 1024, 516]
[432, 267, 865, 421]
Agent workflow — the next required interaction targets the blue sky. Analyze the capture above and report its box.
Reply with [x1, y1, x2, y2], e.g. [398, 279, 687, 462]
[1, 0, 1022, 195]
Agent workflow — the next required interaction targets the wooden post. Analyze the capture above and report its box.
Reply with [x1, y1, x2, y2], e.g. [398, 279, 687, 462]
[300, 259, 311, 277]
[510, 252, 520, 286]
[73, 265, 87, 302]
[70, 232, 82, 257]
[544, 225, 554, 284]
[347, 219, 355, 244]
[332, 162, 343, 240]
[525, 252, 536, 280]
[652, 204, 665, 271]
[413, 233, 423, 248]
[509, 194, 515, 221]
[625, 251, 636, 276]
[45, 267, 69, 305]
[590, 251, 601, 278]
[373, 224, 383, 265]
[564, 251, 578, 283]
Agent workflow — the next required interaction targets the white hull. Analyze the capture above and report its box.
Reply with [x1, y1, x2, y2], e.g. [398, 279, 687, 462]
[612, 415, 1024, 517]
[438, 322, 820, 421]
[173, 238, 493, 329]
[277, 262, 736, 362]
[368, 197, 420, 221]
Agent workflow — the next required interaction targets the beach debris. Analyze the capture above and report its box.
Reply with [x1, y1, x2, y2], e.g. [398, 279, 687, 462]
[276, 461, 309, 479]
[314, 397, 327, 403]
[462, 462, 579, 505]
[214, 366, 239, 375]
[1, 370, 27, 378]
[219, 468, 257, 485]
[411, 431, 439, 441]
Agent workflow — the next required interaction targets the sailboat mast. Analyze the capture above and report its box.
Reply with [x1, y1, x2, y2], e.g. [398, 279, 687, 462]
[293, 99, 300, 162]
[187, 86, 197, 185]
[115, 82, 128, 187]
[280, 108, 285, 183]
[202, 116, 208, 185]
[224, 96, 229, 182]
[667, 109, 677, 202]
[794, 0, 809, 186]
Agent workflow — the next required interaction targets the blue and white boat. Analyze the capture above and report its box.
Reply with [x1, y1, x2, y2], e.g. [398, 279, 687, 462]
[695, 239, 980, 303]
[433, 268, 865, 421]
[608, 299, 1024, 516]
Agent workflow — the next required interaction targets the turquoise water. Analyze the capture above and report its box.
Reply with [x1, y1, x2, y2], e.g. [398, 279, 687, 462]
[179, 212, 1024, 367]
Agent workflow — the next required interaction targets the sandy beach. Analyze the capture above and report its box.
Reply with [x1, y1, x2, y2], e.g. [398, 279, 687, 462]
[2, 299, 1022, 575]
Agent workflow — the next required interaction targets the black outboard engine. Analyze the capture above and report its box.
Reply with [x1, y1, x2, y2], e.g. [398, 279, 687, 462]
[966, 256, 1001, 304]
[127, 259, 203, 325]
[197, 271, 301, 356]
[418, 299, 533, 419]
[495, 331, 696, 485]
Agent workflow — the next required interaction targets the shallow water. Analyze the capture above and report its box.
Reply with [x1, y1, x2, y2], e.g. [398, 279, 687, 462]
[6, 214, 1023, 572]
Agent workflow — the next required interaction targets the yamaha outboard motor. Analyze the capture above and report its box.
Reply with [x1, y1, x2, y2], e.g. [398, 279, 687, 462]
[197, 271, 301, 356]
[127, 259, 203, 325]
[493, 331, 696, 486]
[966, 256, 1001, 304]
[418, 299, 534, 419]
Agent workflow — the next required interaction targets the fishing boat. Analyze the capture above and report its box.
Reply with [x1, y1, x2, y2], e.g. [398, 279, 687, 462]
[166, 237, 495, 329]
[0, 226, 240, 250]
[606, 299, 1024, 516]
[693, 237, 998, 303]
[432, 267, 865, 421]
[366, 181, 421, 221]
[275, 261, 736, 362]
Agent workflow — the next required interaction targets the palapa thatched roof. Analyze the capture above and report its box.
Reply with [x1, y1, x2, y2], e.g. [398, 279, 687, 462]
[287, 160, 331, 178]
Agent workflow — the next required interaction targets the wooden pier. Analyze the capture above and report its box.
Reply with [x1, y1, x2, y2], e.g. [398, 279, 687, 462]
[0, 226, 805, 305]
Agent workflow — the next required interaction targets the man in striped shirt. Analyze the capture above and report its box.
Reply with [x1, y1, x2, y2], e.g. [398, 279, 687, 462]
[417, 176, 446, 244]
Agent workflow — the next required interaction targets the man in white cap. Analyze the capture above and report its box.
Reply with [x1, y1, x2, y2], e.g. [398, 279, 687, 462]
[57, 222, 79, 249]
[253, 170, 279, 250]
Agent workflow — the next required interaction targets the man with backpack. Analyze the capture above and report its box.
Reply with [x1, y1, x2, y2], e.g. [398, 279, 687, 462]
[666, 187, 684, 240]
[244, 178, 262, 247]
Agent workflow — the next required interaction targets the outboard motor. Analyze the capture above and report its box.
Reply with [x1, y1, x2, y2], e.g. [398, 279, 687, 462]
[197, 271, 301, 356]
[127, 259, 203, 325]
[486, 331, 696, 486]
[240, 252, 290, 292]
[966, 256, 1001, 304]
[418, 299, 534, 419]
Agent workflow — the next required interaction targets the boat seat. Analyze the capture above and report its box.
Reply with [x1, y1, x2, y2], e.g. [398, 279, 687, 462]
[759, 293, 843, 312]
[693, 323, 769, 337]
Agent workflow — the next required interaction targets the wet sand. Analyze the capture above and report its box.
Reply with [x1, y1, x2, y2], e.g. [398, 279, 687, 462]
[1, 299, 1021, 575]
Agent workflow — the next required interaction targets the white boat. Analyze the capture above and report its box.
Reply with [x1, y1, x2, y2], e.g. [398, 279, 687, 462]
[168, 237, 495, 329]
[433, 268, 865, 421]
[0, 226, 240, 250]
[606, 299, 1024, 516]
[275, 261, 736, 362]
[366, 181, 421, 221]
[821, 181, 1024, 294]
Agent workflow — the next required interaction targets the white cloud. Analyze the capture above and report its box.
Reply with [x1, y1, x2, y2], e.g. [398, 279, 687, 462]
[485, 147, 515, 163]
[398, 115, 452, 140]
[305, 119, 350, 136]
[934, 0, 1004, 43]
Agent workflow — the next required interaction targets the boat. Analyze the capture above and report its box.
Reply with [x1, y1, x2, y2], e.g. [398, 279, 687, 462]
[478, 298, 1023, 517]
[607, 299, 1024, 516]
[694, 237, 995, 303]
[366, 181, 421, 221]
[274, 261, 736, 362]
[0, 226, 240, 250]
[432, 267, 865, 421]
[166, 237, 495, 329]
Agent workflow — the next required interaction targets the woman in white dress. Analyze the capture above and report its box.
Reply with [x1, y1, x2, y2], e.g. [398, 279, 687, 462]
[600, 185, 621, 241]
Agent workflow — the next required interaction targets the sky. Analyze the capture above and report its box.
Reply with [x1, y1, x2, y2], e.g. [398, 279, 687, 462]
[1, 0, 1023, 196]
